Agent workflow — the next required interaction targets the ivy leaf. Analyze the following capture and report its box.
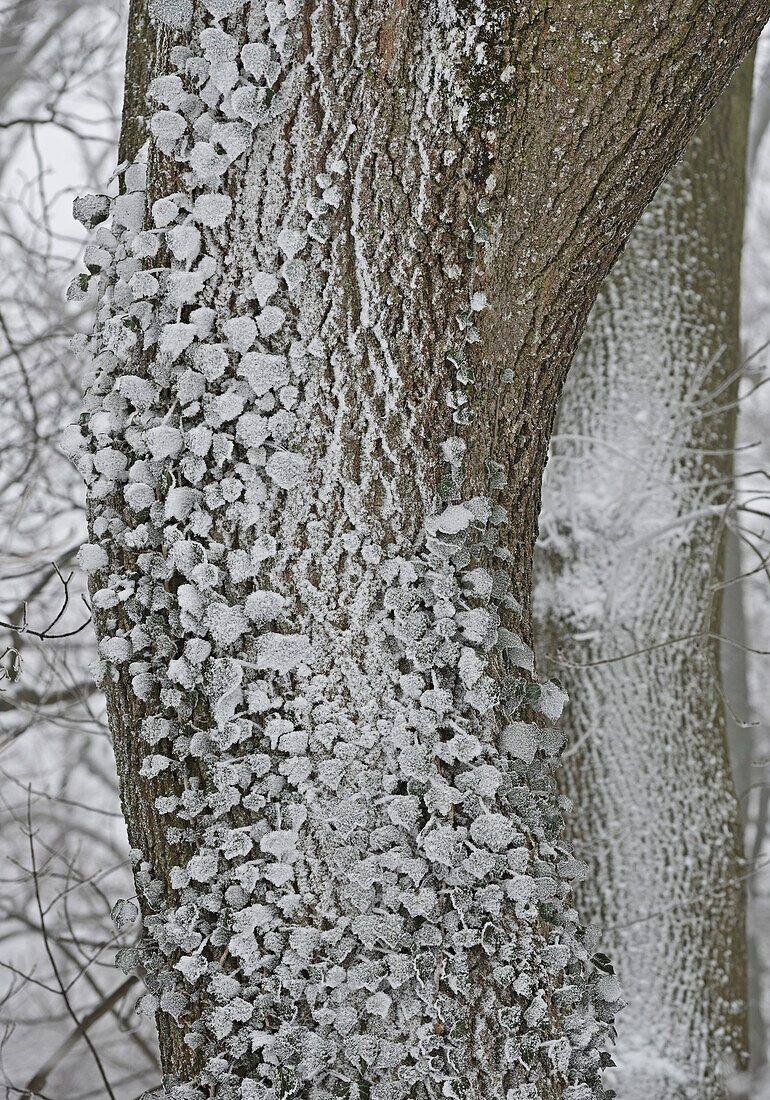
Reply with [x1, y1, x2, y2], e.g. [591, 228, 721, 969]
[111, 898, 139, 931]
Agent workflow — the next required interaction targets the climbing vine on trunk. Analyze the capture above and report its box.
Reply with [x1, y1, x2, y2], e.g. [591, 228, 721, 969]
[68, 1, 768, 1097]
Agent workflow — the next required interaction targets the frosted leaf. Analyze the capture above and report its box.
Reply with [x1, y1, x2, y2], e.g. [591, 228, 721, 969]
[83, 243, 111, 273]
[563, 1089, 594, 1100]
[92, 587, 118, 609]
[191, 304, 214, 341]
[178, 583, 204, 620]
[189, 142, 228, 182]
[420, 826, 462, 866]
[209, 60, 240, 95]
[245, 589, 286, 626]
[210, 120, 251, 161]
[173, 371, 204, 408]
[251, 534, 276, 563]
[148, 74, 186, 110]
[203, 0, 247, 15]
[596, 974, 622, 1002]
[193, 192, 232, 228]
[399, 673, 424, 699]
[537, 679, 569, 721]
[259, 829, 298, 861]
[210, 998, 252, 1040]
[252, 271, 279, 308]
[277, 227, 304, 259]
[235, 412, 269, 448]
[238, 352, 289, 396]
[265, 450, 307, 490]
[256, 306, 286, 337]
[165, 486, 202, 520]
[240, 43, 279, 85]
[167, 269, 208, 306]
[223, 316, 257, 352]
[129, 271, 160, 299]
[464, 567, 493, 601]
[420, 687, 452, 714]
[136, 993, 159, 1018]
[113, 192, 145, 234]
[147, 424, 183, 460]
[443, 732, 483, 763]
[398, 744, 432, 780]
[99, 636, 132, 663]
[208, 388, 245, 425]
[425, 504, 473, 536]
[279, 384, 298, 409]
[464, 496, 493, 524]
[191, 343, 228, 381]
[72, 194, 110, 229]
[471, 291, 488, 311]
[497, 628, 534, 672]
[385, 795, 421, 830]
[464, 764, 503, 798]
[141, 716, 173, 744]
[175, 954, 208, 982]
[278, 728, 308, 753]
[60, 424, 87, 459]
[230, 86, 265, 125]
[93, 447, 128, 479]
[255, 632, 311, 673]
[322, 183, 342, 208]
[199, 27, 238, 62]
[456, 608, 496, 646]
[187, 852, 219, 882]
[469, 813, 517, 852]
[191, 562, 219, 588]
[267, 409, 295, 443]
[440, 435, 466, 464]
[111, 899, 139, 930]
[458, 647, 484, 687]
[184, 638, 211, 665]
[500, 722, 538, 765]
[77, 543, 108, 573]
[149, 0, 193, 28]
[167, 225, 201, 262]
[130, 230, 160, 259]
[206, 602, 248, 647]
[224, 549, 251, 583]
[140, 754, 173, 778]
[159, 323, 196, 361]
[150, 110, 186, 154]
[365, 992, 392, 1018]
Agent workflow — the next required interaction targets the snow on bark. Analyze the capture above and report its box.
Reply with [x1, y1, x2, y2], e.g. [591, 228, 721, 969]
[70, 3, 617, 1099]
[534, 64, 752, 1100]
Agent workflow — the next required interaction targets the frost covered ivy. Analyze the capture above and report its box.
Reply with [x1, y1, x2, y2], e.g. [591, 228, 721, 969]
[68, 2, 618, 1098]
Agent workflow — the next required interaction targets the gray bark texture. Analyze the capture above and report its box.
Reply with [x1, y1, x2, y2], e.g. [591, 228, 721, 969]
[534, 59, 753, 1100]
[76, 2, 770, 1097]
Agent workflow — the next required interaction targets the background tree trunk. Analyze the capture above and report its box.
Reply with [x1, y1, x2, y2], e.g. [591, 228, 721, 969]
[80, 2, 769, 1095]
[534, 59, 753, 1100]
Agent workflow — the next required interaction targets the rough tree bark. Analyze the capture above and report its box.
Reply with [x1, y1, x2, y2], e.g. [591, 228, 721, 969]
[70, 3, 769, 1098]
[534, 60, 753, 1099]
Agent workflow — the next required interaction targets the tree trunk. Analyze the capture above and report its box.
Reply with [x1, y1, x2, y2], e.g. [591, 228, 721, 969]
[73, 3, 768, 1097]
[534, 59, 753, 1099]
